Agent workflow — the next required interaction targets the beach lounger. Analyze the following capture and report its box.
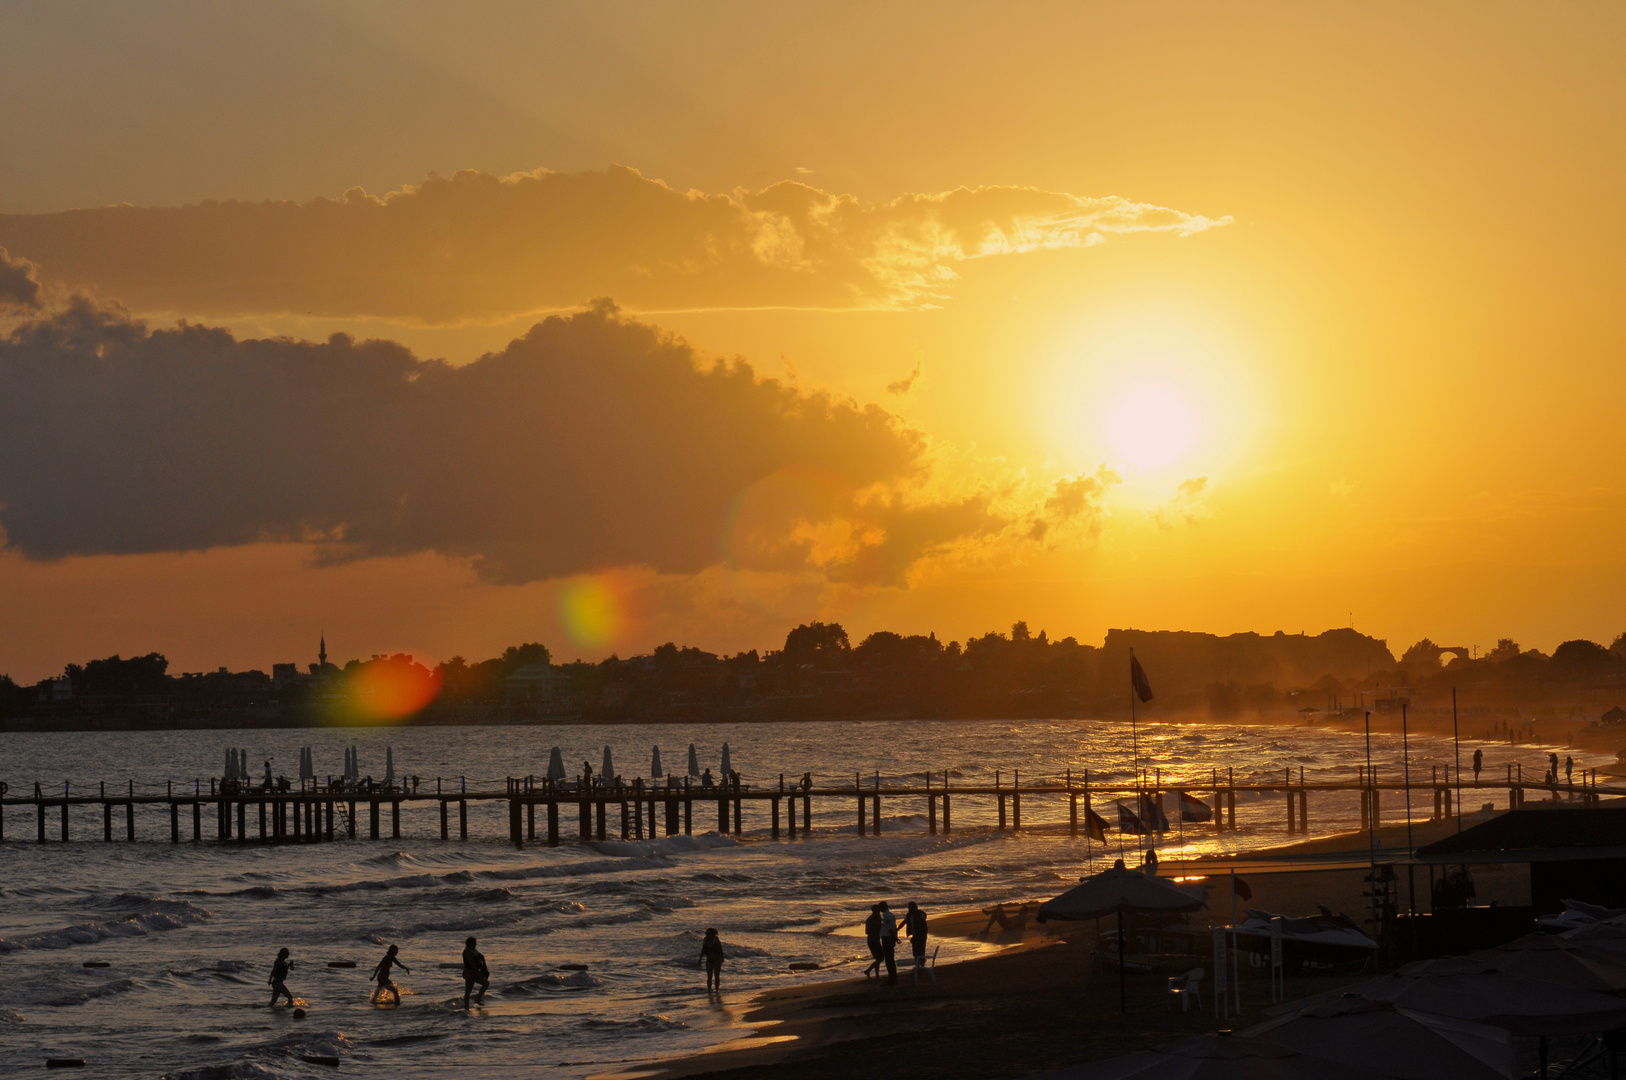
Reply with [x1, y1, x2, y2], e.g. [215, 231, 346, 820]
[1166, 967, 1203, 1011]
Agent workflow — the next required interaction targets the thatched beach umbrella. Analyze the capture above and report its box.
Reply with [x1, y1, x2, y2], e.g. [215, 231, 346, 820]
[687, 744, 700, 777]
[651, 746, 663, 779]
[547, 746, 566, 782]
[1243, 996, 1511, 1080]
[1036, 864, 1205, 1011]
[1031, 1032, 1389, 1080]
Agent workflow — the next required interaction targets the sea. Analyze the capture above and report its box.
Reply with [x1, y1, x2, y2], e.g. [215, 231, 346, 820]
[0, 718, 1596, 1079]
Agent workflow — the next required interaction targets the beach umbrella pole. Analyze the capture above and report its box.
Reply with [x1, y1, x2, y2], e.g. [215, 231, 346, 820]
[1118, 908, 1127, 1012]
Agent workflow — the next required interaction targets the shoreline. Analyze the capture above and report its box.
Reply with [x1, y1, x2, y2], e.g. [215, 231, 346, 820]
[610, 814, 1544, 1080]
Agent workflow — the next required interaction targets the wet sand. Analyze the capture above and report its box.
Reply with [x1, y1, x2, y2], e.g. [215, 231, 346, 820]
[612, 815, 1548, 1080]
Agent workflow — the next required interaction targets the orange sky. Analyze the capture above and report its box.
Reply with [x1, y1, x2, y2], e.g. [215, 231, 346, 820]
[1, 3, 1624, 680]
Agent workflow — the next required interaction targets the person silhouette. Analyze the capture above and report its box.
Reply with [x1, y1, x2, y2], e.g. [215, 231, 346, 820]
[700, 927, 725, 993]
[864, 903, 884, 978]
[462, 936, 489, 1008]
[268, 947, 294, 1007]
[370, 944, 410, 1006]
[1473, 748, 1482, 784]
[879, 901, 898, 984]
[902, 901, 929, 983]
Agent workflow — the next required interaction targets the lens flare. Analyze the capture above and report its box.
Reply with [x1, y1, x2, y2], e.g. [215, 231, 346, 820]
[339, 654, 441, 723]
[559, 576, 623, 650]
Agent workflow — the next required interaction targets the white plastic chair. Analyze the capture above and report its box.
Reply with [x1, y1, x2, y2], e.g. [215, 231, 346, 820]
[1166, 967, 1204, 1011]
[907, 945, 940, 985]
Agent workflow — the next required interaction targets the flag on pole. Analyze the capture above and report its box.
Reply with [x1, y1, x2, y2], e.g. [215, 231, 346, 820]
[1138, 792, 1171, 832]
[1130, 652, 1154, 703]
[1177, 791, 1213, 822]
[1085, 806, 1109, 842]
[1116, 800, 1148, 834]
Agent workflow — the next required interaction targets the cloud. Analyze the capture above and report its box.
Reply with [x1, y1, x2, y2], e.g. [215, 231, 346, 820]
[0, 298, 998, 587]
[886, 362, 921, 395]
[0, 166, 1230, 323]
[0, 247, 39, 307]
[1027, 467, 1119, 542]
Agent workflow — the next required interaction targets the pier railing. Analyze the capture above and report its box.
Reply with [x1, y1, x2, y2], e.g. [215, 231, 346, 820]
[0, 762, 1610, 847]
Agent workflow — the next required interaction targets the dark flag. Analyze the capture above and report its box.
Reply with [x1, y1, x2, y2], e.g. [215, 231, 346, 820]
[1231, 876, 1253, 901]
[1177, 791, 1213, 822]
[1085, 806, 1109, 842]
[1130, 653, 1153, 703]
[1138, 792, 1170, 833]
[1116, 800, 1147, 834]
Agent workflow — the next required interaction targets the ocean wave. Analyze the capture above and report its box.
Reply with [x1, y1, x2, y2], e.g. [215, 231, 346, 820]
[579, 1012, 688, 1033]
[588, 833, 738, 857]
[46, 977, 139, 1007]
[363, 850, 416, 866]
[479, 854, 676, 882]
[161, 1063, 281, 1080]
[0, 905, 209, 952]
[502, 970, 603, 993]
[0, 1008, 23, 1023]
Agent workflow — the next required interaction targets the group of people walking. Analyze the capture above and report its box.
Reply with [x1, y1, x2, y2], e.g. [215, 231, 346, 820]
[266, 939, 489, 1011]
[863, 900, 928, 985]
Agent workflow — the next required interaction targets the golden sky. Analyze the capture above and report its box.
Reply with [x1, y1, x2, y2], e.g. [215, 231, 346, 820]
[1, 2, 1624, 679]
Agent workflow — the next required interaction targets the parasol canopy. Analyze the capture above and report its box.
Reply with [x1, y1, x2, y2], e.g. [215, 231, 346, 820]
[547, 746, 567, 781]
[1029, 1032, 1390, 1080]
[1036, 866, 1205, 923]
[1470, 932, 1626, 994]
[1242, 996, 1511, 1080]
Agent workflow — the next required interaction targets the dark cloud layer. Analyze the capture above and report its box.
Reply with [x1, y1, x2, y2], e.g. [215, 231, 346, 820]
[0, 299, 993, 584]
[0, 247, 39, 307]
[0, 166, 1228, 322]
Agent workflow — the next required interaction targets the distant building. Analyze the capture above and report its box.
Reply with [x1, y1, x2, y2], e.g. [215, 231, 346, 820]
[506, 664, 567, 710]
[41, 676, 71, 702]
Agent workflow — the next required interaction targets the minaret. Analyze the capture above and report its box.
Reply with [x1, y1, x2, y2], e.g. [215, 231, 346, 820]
[319, 634, 328, 668]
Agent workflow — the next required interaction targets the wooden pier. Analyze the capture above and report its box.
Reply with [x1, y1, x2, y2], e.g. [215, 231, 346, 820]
[0, 764, 1609, 848]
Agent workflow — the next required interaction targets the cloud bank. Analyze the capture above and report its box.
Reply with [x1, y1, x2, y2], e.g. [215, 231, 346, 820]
[0, 167, 1229, 323]
[0, 247, 39, 308]
[0, 299, 1005, 586]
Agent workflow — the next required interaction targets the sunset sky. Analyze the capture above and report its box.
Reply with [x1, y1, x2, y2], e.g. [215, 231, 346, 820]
[2, 3, 1624, 680]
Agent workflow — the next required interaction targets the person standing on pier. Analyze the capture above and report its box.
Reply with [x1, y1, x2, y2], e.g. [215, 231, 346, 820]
[267, 948, 295, 1007]
[700, 927, 725, 993]
[1473, 749, 1483, 784]
[462, 937, 489, 1008]
[879, 901, 899, 984]
[863, 903, 884, 979]
[902, 901, 928, 981]
[370, 944, 410, 1006]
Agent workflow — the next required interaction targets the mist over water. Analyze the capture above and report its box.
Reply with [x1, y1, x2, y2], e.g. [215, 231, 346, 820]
[0, 720, 1592, 1078]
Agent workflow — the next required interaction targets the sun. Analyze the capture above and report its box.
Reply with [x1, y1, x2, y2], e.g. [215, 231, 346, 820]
[1104, 383, 1200, 472]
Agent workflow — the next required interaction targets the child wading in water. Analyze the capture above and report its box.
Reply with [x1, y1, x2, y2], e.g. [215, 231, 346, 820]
[268, 948, 294, 1007]
[700, 928, 725, 993]
[370, 944, 410, 1006]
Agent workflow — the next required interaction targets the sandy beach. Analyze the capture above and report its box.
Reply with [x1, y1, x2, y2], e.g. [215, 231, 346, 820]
[615, 815, 1541, 1080]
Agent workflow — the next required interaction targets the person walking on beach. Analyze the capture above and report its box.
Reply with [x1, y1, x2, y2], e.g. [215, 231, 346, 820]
[370, 944, 410, 1006]
[267, 948, 295, 1007]
[700, 927, 725, 993]
[462, 936, 489, 1009]
[1567, 755, 1575, 784]
[1473, 749, 1482, 784]
[879, 900, 899, 984]
[902, 901, 928, 983]
[863, 903, 884, 979]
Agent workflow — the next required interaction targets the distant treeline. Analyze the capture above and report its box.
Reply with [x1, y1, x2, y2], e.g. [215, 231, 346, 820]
[5, 624, 1626, 725]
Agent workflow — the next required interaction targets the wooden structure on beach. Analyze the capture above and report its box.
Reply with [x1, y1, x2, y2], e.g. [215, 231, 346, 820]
[0, 763, 1610, 848]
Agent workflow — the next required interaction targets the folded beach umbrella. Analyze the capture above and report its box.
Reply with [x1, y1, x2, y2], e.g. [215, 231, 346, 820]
[720, 743, 732, 777]
[547, 746, 567, 781]
[687, 744, 700, 777]
[1037, 865, 1205, 1011]
[1242, 996, 1512, 1080]
[1027, 1032, 1389, 1080]
[651, 746, 663, 778]
[224, 749, 234, 779]
[384, 747, 395, 787]
[239, 749, 248, 779]
[602, 745, 615, 780]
